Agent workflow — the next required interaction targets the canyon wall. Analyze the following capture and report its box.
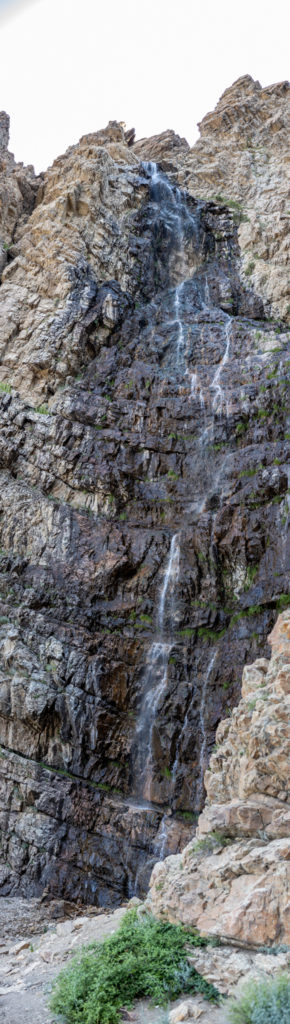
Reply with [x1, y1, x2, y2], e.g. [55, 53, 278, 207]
[149, 611, 290, 946]
[0, 76, 289, 905]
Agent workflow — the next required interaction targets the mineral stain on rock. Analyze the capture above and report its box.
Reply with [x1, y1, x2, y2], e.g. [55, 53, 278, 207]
[0, 76, 289, 908]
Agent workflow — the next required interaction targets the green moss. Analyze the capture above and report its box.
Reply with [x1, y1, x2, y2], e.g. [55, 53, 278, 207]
[0, 381, 12, 394]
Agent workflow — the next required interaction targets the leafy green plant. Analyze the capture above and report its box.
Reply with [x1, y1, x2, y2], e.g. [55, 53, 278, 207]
[50, 910, 220, 1023]
[35, 404, 49, 415]
[0, 381, 12, 393]
[227, 973, 290, 1023]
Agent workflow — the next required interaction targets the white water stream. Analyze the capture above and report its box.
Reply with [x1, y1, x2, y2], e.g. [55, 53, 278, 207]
[210, 317, 232, 416]
[137, 534, 180, 809]
[135, 163, 234, 868]
[195, 651, 217, 812]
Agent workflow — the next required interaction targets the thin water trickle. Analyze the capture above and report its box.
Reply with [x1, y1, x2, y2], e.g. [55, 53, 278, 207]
[187, 368, 205, 413]
[158, 533, 180, 631]
[136, 535, 180, 805]
[154, 813, 170, 861]
[204, 274, 211, 307]
[210, 317, 232, 416]
[174, 284, 185, 368]
[195, 651, 217, 812]
[171, 695, 192, 799]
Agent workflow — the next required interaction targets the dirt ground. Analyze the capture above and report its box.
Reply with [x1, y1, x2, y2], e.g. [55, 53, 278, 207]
[0, 896, 228, 1024]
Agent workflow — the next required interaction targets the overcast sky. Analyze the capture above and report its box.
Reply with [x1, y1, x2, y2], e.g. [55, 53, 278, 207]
[0, 0, 289, 173]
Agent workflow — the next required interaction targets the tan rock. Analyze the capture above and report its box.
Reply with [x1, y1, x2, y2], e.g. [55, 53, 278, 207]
[148, 612, 290, 946]
[169, 1002, 203, 1022]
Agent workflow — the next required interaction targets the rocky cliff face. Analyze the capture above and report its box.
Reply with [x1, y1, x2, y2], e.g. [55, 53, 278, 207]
[149, 611, 290, 946]
[0, 78, 289, 906]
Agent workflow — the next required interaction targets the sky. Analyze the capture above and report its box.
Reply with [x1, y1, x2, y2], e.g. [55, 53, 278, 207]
[0, 0, 289, 173]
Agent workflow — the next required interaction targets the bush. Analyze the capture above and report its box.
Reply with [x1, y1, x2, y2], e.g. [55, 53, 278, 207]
[50, 910, 220, 1023]
[227, 974, 290, 1023]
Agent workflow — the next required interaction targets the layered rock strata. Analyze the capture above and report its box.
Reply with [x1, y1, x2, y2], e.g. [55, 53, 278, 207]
[0, 80, 289, 904]
[149, 611, 290, 945]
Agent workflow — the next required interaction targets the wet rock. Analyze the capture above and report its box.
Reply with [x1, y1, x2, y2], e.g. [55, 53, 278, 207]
[0, 91, 289, 906]
[148, 612, 290, 945]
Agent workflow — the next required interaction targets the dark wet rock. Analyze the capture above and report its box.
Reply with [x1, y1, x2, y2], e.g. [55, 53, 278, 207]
[0, 113, 289, 907]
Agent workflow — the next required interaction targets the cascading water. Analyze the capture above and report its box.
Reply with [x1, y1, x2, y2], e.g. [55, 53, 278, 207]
[136, 534, 180, 807]
[210, 317, 232, 416]
[158, 533, 180, 631]
[134, 162, 236, 879]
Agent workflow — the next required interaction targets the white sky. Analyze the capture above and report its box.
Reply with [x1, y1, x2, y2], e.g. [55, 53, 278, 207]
[0, 0, 289, 173]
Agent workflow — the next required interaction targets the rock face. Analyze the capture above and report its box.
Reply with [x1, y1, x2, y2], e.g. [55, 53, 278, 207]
[0, 80, 289, 905]
[136, 76, 290, 321]
[149, 611, 290, 945]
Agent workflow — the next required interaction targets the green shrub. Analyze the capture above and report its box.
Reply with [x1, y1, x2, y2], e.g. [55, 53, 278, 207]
[227, 973, 290, 1023]
[190, 831, 232, 855]
[50, 910, 220, 1023]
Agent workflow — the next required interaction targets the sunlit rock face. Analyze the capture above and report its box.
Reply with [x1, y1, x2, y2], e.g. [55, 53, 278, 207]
[148, 612, 290, 946]
[0, 84, 289, 906]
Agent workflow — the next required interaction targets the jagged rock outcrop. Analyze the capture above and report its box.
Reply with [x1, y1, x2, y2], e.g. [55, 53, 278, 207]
[136, 76, 290, 322]
[0, 82, 289, 905]
[183, 76, 290, 322]
[0, 112, 39, 278]
[149, 611, 290, 945]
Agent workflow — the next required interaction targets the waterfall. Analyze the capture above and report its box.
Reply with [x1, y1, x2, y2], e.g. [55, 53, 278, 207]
[133, 163, 233, 880]
[143, 159, 199, 282]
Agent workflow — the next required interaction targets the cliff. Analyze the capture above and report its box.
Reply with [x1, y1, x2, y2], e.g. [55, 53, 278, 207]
[0, 76, 289, 908]
[149, 611, 290, 946]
